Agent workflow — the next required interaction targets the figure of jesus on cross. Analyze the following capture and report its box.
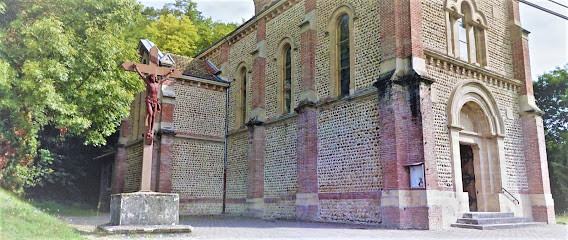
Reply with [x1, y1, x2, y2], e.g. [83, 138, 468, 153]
[133, 63, 174, 142]
[122, 45, 181, 192]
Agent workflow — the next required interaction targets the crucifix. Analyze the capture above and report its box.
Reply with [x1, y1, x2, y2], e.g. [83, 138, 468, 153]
[122, 46, 181, 192]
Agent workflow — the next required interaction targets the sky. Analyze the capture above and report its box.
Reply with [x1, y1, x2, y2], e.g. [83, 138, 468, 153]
[139, 0, 568, 80]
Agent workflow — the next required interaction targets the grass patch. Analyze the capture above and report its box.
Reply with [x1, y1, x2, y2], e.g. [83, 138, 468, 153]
[0, 188, 85, 240]
[557, 214, 568, 225]
[30, 200, 99, 217]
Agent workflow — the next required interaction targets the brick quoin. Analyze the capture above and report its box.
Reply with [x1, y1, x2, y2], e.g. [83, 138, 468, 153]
[296, 108, 318, 194]
[379, 0, 395, 60]
[112, 147, 127, 194]
[221, 42, 229, 64]
[508, 0, 533, 95]
[246, 126, 266, 199]
[377, 0, 437, 230]
[295, 0, 319, 221]
[521, 115, 555, 223]
[157, 134, 174, 193]
[252, 18, 267, 110]
[160, 103, 174, 123]
[252, 58, 267, 109]
[245, 16, 268, 217]
[119, 119, 130, 139]
[305, 0, 316, 12]
[409, 0, 425, 58]
[378, 84, 413, 191]
[151, 138, 160, 192]
[300, 31, 317, 92]
[393, 0, 412, 58]
[296, 106, 318, 220]
[508, 0, 555, 223]
[256, 18, 267, 42]
[112, 119, 130, 194]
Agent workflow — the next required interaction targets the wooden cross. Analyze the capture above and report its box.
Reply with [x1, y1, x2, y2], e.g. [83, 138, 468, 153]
[122, 46, 181, 192]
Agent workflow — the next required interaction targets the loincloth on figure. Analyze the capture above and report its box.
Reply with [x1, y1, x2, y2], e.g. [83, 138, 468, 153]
[145, 96, 162, 112]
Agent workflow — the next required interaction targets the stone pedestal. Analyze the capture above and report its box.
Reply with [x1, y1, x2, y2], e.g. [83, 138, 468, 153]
[110, 192, 179, 225]
[100, 192, 192, 234]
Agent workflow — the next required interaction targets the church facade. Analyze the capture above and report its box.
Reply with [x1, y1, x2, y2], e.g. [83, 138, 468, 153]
[112, 0, 555, 229]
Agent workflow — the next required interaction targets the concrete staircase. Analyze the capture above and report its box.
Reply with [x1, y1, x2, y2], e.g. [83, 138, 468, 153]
[451, 212, 545, 230]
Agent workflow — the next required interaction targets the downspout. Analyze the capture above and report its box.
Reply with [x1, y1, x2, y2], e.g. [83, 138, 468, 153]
[222, 83, 230, 214]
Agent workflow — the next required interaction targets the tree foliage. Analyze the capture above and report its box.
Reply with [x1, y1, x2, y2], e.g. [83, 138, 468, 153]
[534, 65, 568, 142]
[0, 0, 144, 194]
[0, 0, 238, 196]
[144, 0, 238, 56]
[146, 14, 199, 56]
[25, 126, 115, 205]
[534, 64, 568, 213]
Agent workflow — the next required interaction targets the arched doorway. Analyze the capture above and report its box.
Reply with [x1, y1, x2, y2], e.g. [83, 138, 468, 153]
[448, 81, 506, 213]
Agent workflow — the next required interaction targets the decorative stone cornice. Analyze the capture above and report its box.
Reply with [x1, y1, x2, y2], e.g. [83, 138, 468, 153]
[424, 49, 522, 91]
[262, 0, 301, 22]
[174, 76, 228, 93]
[175, 132, 225, 143]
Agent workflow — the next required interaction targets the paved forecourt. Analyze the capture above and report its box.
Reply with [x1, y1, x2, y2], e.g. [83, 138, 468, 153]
[63, 215, 567, 240]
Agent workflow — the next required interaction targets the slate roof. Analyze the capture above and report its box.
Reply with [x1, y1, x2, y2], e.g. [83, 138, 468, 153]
[137, 39, 229, 84]
[138, 39, 176, 66]
[170, 54, 230, 84]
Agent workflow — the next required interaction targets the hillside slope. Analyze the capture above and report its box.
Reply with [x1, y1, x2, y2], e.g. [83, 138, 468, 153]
[0, 188, 84, 240]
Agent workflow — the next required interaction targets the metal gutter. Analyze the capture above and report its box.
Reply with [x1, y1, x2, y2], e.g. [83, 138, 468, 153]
[222, 81, 231, 214]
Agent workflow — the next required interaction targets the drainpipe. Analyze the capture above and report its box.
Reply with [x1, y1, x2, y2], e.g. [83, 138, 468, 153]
[222, 83, 230, 214]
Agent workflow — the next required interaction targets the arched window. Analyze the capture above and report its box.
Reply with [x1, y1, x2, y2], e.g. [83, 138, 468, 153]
[240, 67, 247, 126]
[337, 14, 351, 97]
[283, 44, 292, 114]
[446, 0, 487, 66]
[328, 5, 355, 98]
[457, 8, 469, 62]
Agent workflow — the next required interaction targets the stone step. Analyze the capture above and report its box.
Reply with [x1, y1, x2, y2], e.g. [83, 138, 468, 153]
[456, 217, 530, 225]
[451, 222, 546, 230]
[462, 212, 514, 219]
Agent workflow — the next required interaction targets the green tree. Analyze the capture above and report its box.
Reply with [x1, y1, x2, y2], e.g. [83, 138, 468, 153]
[0, 0, 144, 194]
[148, 0, 238, 55]
[534, 64, 568, 213]
[146, 14, 199, 56]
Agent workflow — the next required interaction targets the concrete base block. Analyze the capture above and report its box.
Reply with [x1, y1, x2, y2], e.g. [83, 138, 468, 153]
[110, 192, 180, 226]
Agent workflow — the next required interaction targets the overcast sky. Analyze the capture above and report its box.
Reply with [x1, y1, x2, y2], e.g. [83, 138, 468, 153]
[139, 0, 568, 80]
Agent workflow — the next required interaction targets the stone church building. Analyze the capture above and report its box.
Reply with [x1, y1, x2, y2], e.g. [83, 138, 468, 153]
[111, 0, 555, 229]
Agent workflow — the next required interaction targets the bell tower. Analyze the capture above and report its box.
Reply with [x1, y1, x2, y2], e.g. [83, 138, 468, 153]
[253, 0, 278, 14]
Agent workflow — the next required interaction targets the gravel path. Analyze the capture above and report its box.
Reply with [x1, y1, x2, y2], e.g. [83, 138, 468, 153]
[60, 214, 568, 240]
